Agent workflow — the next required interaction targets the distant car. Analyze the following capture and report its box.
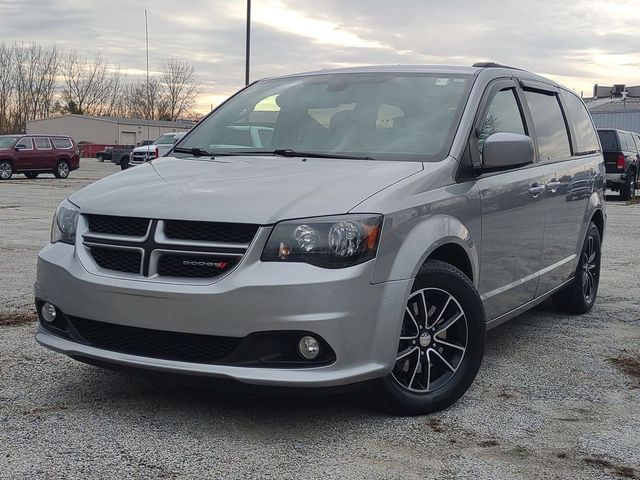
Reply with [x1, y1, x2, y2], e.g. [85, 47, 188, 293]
[0, 134, 80, 180]
[127, 133, 185, 169]
[95, 147, 112, 162]
[597, 128, 639, 200]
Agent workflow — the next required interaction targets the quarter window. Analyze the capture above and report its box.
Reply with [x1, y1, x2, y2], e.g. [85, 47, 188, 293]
[34, 137, 51, 149]
[559, 90, 599, 155]
[52, 138, 72, 149]
[478, 88, 525, 152]
[524, 90, 571, 161]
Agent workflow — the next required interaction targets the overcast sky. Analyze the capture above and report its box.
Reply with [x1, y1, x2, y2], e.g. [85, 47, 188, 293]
[1, 0, 639, 112]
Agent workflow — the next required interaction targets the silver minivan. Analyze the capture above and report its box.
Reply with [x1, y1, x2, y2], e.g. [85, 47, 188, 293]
[35, 63, 605, 415]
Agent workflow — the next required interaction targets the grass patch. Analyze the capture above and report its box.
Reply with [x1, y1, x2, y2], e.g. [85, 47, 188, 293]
[0, 312, 36, 326]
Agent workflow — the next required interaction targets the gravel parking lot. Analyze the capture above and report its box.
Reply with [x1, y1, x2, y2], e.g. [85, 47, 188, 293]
[1, 159, 639, 479]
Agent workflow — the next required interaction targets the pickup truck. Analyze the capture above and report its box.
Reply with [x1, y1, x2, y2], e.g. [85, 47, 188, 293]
[125, 132, 185, 169]
[597, 128, 639, 200]
[96, 141, 153, 165]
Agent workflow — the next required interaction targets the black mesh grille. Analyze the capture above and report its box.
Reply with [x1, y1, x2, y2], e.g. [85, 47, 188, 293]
[164, 220, 258, 244]
[90, 246, 141, 274]
[157, 254, 238, 278]
[68, 316, 241, 363]
[87, 215, 149, 237]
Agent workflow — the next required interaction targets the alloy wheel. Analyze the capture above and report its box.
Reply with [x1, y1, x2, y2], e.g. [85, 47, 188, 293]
[58, 162, 69, 178]
[0, 162, 12, 179]
[392, 287, 468, 393]
[582, 233, 600, 303]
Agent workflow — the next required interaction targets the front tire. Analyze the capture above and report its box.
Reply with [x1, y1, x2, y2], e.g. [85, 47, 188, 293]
[0, 160, 14, 180]
[370, 260, 486, 416]
[54, 160, 70, 179]
[552, 222, 601, 314]
[120, 157, 130, 170]
[97, 155, 104, 162]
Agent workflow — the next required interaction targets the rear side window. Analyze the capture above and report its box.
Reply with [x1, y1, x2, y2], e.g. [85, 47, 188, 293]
[34, 137, 51, 149]
[52, 138, 72, 149]
[524, 90, 571, 161]
[598, 131, 618, 151]
[559, 90, 599, 154]
[478, 88, 525, 152]
[622, 132, 636, 152]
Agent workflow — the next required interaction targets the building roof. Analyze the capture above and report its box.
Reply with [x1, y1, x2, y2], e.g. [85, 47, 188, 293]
[27, 114, 194, 128]
[586, 97, 640, 114]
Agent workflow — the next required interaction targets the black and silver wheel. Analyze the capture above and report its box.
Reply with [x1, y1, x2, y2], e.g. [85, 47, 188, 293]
[0, 160, 13, 180]
[371, 260, 485, 416]
[97, 154, 104, 162]
[54, 160, 70, 179]
[620, 171, 636, 200]
[552, 221, 601, 314]
[24, 172, 39, 179]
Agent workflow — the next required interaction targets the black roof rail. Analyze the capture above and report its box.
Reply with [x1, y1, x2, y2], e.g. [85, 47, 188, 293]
[472, 62, 523, 71]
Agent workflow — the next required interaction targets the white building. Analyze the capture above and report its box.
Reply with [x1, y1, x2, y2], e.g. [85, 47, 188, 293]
[26, 115, 194, 146]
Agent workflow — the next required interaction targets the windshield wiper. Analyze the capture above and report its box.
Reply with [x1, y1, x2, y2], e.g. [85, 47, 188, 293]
[172, 146, 213, 157]
[272, 149, 375, 160]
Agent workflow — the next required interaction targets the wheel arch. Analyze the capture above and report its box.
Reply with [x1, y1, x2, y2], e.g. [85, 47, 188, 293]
[372, 213, 479, 286]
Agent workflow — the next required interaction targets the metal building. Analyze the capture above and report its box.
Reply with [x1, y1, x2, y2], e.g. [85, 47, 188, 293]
[586, 84, 640, 133]
[26, 115, 194, 146]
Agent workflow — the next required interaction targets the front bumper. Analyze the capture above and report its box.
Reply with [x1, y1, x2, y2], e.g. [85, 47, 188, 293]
[35, 243, 411, 387]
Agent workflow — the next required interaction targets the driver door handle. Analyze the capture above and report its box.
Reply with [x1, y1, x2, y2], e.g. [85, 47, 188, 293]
[545, 181, 561, 192]
[529, 183, 546, 197]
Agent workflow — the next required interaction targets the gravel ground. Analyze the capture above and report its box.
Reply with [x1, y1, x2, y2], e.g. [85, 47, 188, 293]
[1, 160, 639, 479]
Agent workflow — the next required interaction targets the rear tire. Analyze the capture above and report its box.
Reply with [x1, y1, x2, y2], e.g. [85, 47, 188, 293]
[620, 172, 636, 200]
[97, 155, 104, 162]
[120, 156, 130, 170]
[54, 160, 70, 179]
[369, 260, 486, 416]
[552, 222, 601, 314]
[0, 160, 13, 180]
[24, 172, 39, 179]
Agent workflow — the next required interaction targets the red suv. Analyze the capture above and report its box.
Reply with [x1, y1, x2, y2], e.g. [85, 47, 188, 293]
[0, 134, 80, 180]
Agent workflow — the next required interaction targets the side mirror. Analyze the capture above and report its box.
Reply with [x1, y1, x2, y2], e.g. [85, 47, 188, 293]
[482, 132, 534, 169]
[14, 144, 27, 151]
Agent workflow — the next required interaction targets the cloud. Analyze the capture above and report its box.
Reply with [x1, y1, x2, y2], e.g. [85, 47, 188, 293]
[0, 0, 639, 111]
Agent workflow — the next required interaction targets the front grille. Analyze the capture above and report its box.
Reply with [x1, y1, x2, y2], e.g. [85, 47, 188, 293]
[87, 214, 149, 237]
[68, 316, 242, 363]
[164, 220, 258, 244]
[90, 246, 141, 274]
[82, 215, 255, 281]
[157, 254, 238, 278]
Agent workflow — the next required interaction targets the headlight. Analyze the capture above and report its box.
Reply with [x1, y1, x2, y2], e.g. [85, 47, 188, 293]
[261, 214, 383, 268]
[51, 199, 80, 245]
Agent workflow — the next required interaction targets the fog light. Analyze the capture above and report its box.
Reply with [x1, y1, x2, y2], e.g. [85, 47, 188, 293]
[41, 302, 57, 323]
[298, 335, 320, 360]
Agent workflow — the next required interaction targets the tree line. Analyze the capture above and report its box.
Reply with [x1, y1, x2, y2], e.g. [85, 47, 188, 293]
[0, 42, 201, 135]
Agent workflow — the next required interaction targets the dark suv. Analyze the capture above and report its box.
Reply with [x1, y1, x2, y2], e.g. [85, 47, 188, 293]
[597, 128, 639, 200]
[0, 134, 80, 180]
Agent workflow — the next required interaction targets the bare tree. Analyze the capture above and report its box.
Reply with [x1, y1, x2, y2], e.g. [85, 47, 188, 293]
[61, 51, 120, 116]
[0, 43, 13, 133]
[160, 59, 200, 121]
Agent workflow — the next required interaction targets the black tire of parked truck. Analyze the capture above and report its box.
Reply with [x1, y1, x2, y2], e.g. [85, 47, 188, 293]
[369, 260, 486, 416]
[619, 171, 636, 201]
[120, 156, 130, 170]
[552, 221, 601, 314]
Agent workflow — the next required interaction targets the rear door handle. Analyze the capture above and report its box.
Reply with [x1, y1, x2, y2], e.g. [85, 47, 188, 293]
[529, 184, 546, 197]
[546, 181, 561, 192]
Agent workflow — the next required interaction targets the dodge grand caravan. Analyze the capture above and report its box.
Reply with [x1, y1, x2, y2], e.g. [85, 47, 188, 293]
[35, 64, 605, 415]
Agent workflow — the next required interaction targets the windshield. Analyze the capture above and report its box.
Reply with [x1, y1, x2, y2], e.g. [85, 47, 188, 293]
[178, 73, 473, 161]
[155, 134, 177, 145]
[0, 136, 20, 148]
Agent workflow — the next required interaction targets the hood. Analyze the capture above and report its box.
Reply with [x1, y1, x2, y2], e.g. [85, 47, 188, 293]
[131, 145, 156, 153]
[69, 156, 423, 224]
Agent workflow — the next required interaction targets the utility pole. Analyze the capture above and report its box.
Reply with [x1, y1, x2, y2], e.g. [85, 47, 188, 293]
[245, 0, 251, 86]
[145, 9, 150, 141]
